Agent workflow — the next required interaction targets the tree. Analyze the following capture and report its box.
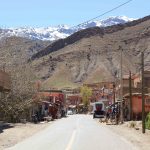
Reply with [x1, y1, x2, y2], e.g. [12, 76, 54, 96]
[145, 112, 150, 130]
[0, 63, 38, 122]
[80, 86, 92, 107]
[0, 39, 42, 122]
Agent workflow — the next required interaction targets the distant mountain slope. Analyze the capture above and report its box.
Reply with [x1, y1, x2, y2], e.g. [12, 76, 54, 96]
[0, 16, 133, 41]
[0, 37, 50, 70]
[31, 15, 150, 89]
[31, 15, 150, 60]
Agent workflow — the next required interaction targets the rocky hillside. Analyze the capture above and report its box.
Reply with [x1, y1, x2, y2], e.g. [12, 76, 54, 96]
[31, 15, 150, 89]
[0, 37, 50, 70]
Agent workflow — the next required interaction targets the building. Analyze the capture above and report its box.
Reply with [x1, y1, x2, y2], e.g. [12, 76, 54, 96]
[32, 90, 66, 120]
[132, 71, 150, 93]
[115, 71, 150, 120]
[84, 82, 114, 106]
[66, 94, 82, 106]
[115, 75, 141, 101]
[124, 93, 150, 120]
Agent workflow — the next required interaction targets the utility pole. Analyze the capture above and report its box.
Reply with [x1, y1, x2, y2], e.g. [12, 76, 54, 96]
[141, 51, 145, 133]
[120, 46, 123, 124]
[129, 71, 132, 120]
[113, 83, 115, 104]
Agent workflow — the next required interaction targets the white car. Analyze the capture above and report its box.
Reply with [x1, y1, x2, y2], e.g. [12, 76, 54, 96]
[93, 102, 105, 118]
[67, 110, 73, 115]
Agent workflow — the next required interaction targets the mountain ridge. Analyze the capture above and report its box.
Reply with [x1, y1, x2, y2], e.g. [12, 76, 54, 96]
[31, 15, 150, 60]
[30, 15, 150, 89]
[0, 16, 133, 41]
[1, 15, 150, 89]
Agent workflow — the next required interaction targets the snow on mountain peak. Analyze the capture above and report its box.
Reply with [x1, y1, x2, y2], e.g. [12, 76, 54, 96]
[0, 16, 134, 41]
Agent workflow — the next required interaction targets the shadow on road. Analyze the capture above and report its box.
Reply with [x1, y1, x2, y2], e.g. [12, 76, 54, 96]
[0, 123, 14, 134]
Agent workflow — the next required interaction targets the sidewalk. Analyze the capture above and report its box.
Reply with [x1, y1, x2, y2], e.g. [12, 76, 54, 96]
[0, 122, 51, 150]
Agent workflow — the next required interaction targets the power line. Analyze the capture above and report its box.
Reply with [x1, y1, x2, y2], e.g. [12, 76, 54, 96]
[71, 0, 134, 29]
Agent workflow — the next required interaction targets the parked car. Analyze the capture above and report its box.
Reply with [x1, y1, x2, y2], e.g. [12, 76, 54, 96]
[93, 102, 105, 118]
[67, 110, 73, 115]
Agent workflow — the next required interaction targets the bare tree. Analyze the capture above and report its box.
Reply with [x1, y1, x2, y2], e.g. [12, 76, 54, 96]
[0, 63, 38, 122]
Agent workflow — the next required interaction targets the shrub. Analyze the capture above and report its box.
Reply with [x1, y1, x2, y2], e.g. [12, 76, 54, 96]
[145, 112, 150, 130]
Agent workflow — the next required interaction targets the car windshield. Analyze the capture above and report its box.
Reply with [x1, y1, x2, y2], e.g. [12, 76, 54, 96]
[95, 104, 103, 111]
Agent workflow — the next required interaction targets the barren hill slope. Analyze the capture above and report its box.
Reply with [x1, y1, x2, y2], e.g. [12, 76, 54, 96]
[31, 16, 150, 89]
[0, 36, 50, 70]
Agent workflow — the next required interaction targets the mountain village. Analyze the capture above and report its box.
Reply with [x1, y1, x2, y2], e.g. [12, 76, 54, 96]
[0, 14, 150, 150]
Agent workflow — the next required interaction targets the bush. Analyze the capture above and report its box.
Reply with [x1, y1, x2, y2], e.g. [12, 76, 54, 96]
[145, 112, 150, 130]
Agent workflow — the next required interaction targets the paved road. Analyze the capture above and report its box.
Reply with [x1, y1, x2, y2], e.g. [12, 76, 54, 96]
[7, 115, 138, 150]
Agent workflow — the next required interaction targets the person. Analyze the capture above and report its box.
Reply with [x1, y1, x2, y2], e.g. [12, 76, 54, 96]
[115, 104, 120, 124]
[32, 113, 38, 123]
[106, 107, 111, 120]
[124, 106, 129, 121]
[112, 106, 116, 119]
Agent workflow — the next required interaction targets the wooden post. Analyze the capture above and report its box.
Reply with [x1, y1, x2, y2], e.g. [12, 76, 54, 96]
[141, 51, 145, 133]
[129, 71, 132, 120]
[113, 83, 115, 104]
[120, 47, 123, 123]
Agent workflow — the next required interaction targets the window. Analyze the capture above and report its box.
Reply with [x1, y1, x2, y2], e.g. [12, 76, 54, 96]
[145, 99, 150, 105]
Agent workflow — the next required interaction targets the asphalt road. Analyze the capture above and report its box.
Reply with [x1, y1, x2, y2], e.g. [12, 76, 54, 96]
[7, 115, 138, 150]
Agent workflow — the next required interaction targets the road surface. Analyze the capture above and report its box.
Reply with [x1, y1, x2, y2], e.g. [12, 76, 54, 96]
[7, 115, 138, 150]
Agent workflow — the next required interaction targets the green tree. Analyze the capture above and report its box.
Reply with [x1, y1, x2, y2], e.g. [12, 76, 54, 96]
[80, 86, 92, 107]
[145, 112, 150, 130]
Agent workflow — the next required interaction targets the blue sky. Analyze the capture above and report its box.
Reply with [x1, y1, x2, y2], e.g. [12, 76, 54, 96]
[0, 0, 149, 27]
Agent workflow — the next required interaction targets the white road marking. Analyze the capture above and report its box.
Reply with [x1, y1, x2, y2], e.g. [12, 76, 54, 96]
[65, 129, 77, 150]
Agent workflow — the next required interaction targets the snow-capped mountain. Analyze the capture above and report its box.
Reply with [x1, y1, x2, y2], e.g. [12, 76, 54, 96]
[0, 16, 134, 41]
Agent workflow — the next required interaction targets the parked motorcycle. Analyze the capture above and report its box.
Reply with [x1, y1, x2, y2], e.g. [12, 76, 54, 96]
[32, 114, 38, 123]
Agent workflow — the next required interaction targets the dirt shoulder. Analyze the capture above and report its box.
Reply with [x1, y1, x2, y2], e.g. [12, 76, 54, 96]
[0, 122, 51, 150]
[104, 121, 150, 150]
